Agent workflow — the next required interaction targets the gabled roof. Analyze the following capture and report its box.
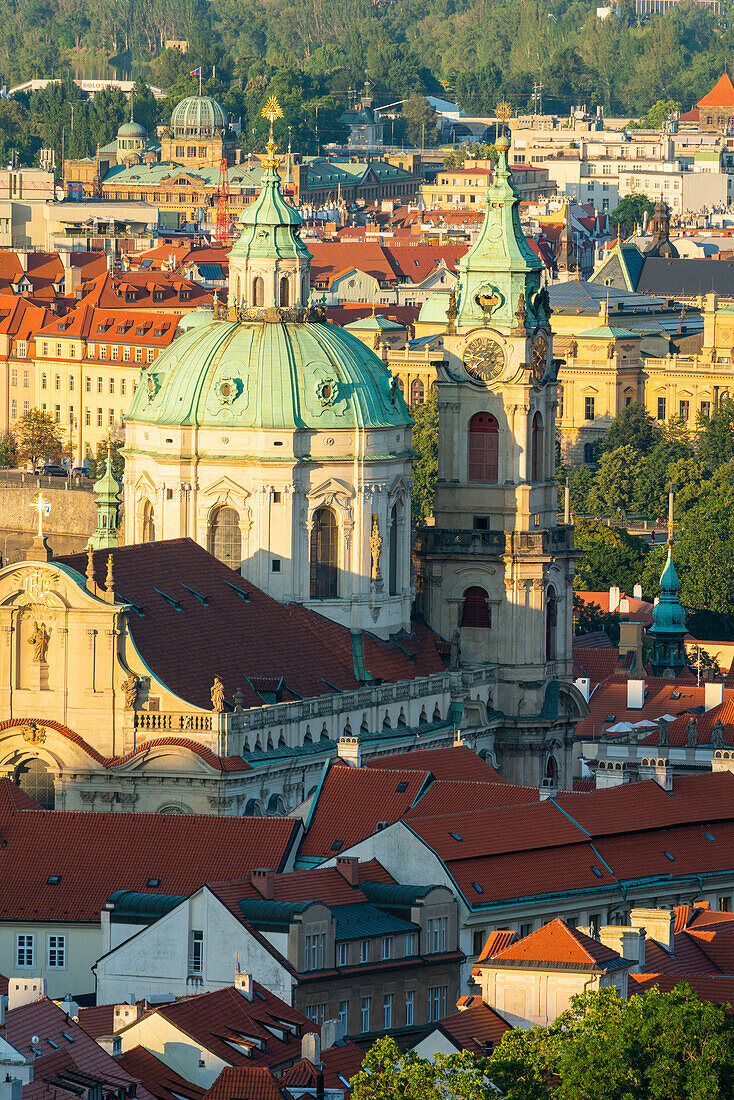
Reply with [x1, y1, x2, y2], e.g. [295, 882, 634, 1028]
[281, 1042, 364, 1090]
[430, 1001, 512, 1055]
[477, 930, 517, 961]
[364, 746, 504, 782]
[298, 763, 432, 860]
[204, 1066, 289, 1100]
[117, 1046, 206, 1100]
[406, 779, 539, 817]
[0, 800, 299, 921]
[2, 997, 155, 1100]
[57, 541, 445, 712]
[132, 984, 315, 1071]
[486, 917, 626, 971]
[698, 73, 734, 108]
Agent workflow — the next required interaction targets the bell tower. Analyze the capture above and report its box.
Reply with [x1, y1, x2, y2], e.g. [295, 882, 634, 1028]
[414, 128, 583, 788]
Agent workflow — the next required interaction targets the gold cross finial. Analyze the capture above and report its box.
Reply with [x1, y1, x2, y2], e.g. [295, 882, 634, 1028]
[30, 492, 50, 539]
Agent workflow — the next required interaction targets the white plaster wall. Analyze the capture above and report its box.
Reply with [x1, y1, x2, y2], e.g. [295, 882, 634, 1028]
[95, 890, 293, 1006]
[119, 1012, 228, 1088]
[0, 922, 101, 999]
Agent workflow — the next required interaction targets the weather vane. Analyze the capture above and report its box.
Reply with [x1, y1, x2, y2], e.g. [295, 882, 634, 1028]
[261, 96, 284, 169]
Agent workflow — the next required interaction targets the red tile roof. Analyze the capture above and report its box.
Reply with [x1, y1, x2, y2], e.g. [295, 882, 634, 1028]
[298, 763, 432, 859]
[406, 780, 539, 818]
[364, 746, 504, 783]
[57, 541, 445, 712]
[117, 1046, 206, 1100]
[0, 803, 299, 921]
[208, 859, 395, 911]
[280, 1043, 364, 1091]
[432, 1001, 511, 1055]
[133, 985, 316, 1072]
[630, 972, 734, 1008]
[477, 930, 517, 962]
[575, 591, 653, 625]
[1, 997, 155, 1100]
[637, 697, 734, 749]
[574, 676, 724, 741]
[77, 271, 213, 312]
[407, 801, 584, 862]
[205, 1067, 288, 1100]
[487, 917, 624, 969]
[698, 73, 734, 108]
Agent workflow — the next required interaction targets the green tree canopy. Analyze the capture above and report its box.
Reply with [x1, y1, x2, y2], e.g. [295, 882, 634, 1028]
[15, 408, 65, 469]
[401, 95, 438, 148]
[411, 388, 438, 527]
[610, 193, 655, 234]
[639, 98, 682, 128]
[489, 984, 734, 1100]
[351, 1037, 494, 1100]
[587, 445, 643, 515]
[573, 517, 648, 594]
[601, 401, 659, 456]
[696, 395, 734, 470]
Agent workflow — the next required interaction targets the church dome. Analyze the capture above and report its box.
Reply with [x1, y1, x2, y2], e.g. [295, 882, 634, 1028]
[118, 119, 146, 140]
[170, 95, 228, 138]
[124, 316, 410, 432]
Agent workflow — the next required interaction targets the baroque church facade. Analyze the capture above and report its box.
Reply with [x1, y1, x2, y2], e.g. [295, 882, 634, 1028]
[0, 118, 586, 814]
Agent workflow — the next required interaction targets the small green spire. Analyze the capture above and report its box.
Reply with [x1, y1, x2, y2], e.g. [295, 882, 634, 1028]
[89, 445, 121, 550]
[649, 485, 686, 675]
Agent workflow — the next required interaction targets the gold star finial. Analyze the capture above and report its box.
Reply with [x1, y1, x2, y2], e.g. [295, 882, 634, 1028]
[262, 96, 284, 169]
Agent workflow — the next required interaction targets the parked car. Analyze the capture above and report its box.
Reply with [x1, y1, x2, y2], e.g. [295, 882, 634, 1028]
[71, 464, 91, 478]
[36, 464, 68, 477]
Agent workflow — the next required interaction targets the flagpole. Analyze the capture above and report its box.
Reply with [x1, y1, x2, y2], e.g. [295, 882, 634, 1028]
[199, 68, 202, 96]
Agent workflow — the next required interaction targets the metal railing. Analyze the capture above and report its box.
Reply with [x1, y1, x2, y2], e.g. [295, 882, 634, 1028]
[0, 470, 94, 492]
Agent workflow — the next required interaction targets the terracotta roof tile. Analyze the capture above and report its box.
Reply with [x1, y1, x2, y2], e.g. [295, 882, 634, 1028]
[477, 930, 517, 962]
[298, 764, 431, 859]
[117, 1046, 206, 1100]
[630, 972, 734, 1008]
[204, 1066, 288, 1100]
[698, 73, 734, 108]
[364, 746, 504, 783]
[406, 780, 539, 818]
[57, 541, 445, 712]
[489, 917, 623, 969]
[432, 1001, 511, 1054]
[0, 803, 299, 921]
[280, 1042, 364, 1090]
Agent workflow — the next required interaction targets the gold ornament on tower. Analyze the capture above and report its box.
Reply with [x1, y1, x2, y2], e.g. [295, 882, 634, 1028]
[262, 96, 284, 169]
[370, 514, 383, 582]
[21, 721, 46, 745]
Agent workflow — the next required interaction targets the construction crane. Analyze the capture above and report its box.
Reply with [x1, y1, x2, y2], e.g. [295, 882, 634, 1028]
[215, 157, 230, 242]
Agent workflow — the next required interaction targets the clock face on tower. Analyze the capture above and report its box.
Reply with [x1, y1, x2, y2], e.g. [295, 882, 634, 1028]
[532, 336, 547, 381]
[463, 337, 505, 384]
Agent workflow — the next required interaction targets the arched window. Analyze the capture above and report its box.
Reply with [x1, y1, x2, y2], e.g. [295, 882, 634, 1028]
[461, 586, 491, 628]
[142, 499, 155, 543]
[546, 584, 558, 660]
[546, 755, 558, 784]
[410, 378, 425, 405]
[583, 442, 597, 463]
[208, 506, 241, 568]
[15, 758, 54, 809]
[279, 276, 290, 307]
[531, 412, 544, 482]
[252, 276, 264, 307]
[388, 504, 399, 596]
[310, 506, 338, 598]
[397, 377, 404, 395]
[468, 413, 499, 483]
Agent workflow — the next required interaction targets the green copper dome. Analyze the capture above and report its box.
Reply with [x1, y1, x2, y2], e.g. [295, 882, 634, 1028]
[650, 547, 686, 637]
[170, 95, 228, 138]
[230, 161, 311, 264]
[124, 317, 410, 431]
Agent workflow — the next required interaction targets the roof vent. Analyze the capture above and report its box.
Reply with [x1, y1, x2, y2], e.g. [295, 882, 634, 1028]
[376, 821, 389, 831]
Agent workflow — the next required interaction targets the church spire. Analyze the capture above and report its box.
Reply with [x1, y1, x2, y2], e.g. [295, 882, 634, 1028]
[454, 119, 548, 332]
[649, 485, 687, 676]
[89, 444, 121, 550]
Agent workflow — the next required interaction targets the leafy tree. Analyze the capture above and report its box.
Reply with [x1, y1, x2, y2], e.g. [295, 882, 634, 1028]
[610, 193, 655, 234]
[588, 445, 643, 515]
[601, 401, 659, 456]
[87, 438, 124, 482]
[0, 432, 17, 468]
[634, 419, 694, 518]
[639, 98, 682, 128]
[411, 388, 438, 527]
[696, 395, 734, 470]
[351, 1036, 494, 1100]
[489, 983, 734, 1100]
[686, 644, 721, 677]
[15, 408, 65, 469]
[401, 95, 438, 148]
[573, 592, 621, 645]
[573, 517, 648, 594]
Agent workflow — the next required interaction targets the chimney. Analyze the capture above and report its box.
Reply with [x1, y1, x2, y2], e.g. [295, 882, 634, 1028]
[320, 1018, 342, 1050]
[301, 1031, 321, 1066]
[337, 735, 361, 767]
[113, 1004, 140, 1031]
[608, 585, 621, 613]
[629, 907, 675, 954]
[8, 978, 46, 1011]
[705, 681, 725, 712]
[234, 971, 253, 1000]
[96, 1035, 122, 1057]
[626, 678, 645, 709]
[250, 868, 274, 899]
[595, 760, 628, 789]
[336, 856, 359, 886]
[619, 621, 643, 671]
[638, 756, 673, 791]
[597, 926, 645, 973]
[633, 583, 642, 600]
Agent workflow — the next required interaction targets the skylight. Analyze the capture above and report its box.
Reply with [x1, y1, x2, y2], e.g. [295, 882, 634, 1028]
[146, 877, 161, 887]
[395, 781, 408, 793]
[449, 832, 463, 842]
[590, 866, 603, 879]
[704, 832, 716, 842]
[471, 882, 484, 894]
[664, 851, 675, 861]
[47, 875, 61, 884]
[330, 840, 343, 851]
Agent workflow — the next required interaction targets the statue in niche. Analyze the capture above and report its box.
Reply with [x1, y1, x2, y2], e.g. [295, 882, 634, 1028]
[28, 621, 49, 663]
[370, 514, 383, 582]
[121, 674, 139, 710]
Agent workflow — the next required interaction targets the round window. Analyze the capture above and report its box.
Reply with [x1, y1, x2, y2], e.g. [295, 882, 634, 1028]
[321, 384, 331, 401]
[220, 382, 231, 398]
